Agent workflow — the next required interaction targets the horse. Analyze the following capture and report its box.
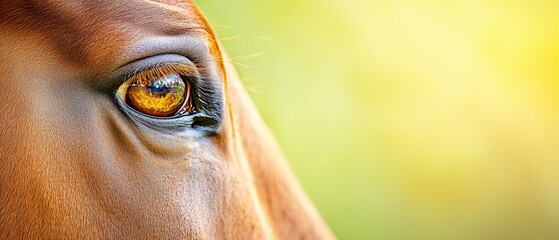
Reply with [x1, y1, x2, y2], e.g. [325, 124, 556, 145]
[0, 0, 335, 239]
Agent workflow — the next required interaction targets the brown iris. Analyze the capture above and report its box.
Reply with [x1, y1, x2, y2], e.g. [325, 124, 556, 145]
[117, 67, 195, 117]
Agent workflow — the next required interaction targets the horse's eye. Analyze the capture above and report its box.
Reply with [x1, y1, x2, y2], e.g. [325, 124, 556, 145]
[117, 70, 195, 117]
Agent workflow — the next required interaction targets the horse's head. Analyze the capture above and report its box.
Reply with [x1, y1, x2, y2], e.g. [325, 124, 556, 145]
[0, 0, 334, 238]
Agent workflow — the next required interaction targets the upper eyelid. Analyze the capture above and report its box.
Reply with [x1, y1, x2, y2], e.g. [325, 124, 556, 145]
[95, 54, 198, 92]
[123, 63, 201, 84]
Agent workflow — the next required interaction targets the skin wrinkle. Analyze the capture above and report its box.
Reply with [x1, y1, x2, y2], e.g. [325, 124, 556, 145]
[0, 0, 335, 239]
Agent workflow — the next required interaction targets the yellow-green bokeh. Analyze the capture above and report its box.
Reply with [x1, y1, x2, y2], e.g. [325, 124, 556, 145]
[195, 1, 559, 239]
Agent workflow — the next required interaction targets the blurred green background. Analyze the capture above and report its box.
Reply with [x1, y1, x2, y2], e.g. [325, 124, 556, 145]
[195, 0, 559, 239]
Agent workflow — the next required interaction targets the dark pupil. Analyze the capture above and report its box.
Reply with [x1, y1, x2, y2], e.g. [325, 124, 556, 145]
[145, 73, 184, 95]
[147, 80, 167, 94]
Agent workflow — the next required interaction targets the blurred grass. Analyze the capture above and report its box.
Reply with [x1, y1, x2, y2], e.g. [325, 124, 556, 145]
[195, 0, 559, 239]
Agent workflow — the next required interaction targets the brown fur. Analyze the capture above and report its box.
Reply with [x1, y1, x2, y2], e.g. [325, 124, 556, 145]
[0, 0, 334, 239]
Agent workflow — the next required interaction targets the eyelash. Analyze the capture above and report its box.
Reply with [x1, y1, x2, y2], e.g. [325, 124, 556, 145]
[128, 64, 199, 83]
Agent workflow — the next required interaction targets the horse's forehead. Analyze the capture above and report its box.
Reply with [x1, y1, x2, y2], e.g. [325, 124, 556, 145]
[3, 0, 204, 30]
[1, 0, 212, 69]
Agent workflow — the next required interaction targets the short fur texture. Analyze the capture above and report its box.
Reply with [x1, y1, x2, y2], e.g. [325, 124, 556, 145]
[0, 0, 335, 239]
